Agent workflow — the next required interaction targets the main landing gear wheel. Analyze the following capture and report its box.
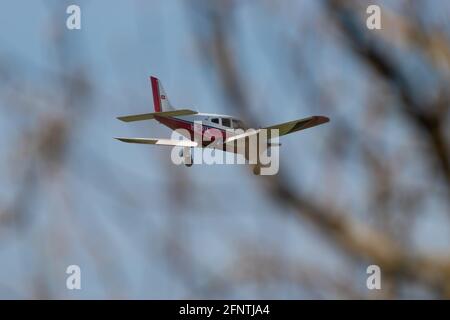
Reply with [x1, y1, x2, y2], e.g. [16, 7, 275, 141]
[253, 165, 261, 175]
[180, 148, 193, 167]
[185, 158, 193, 167]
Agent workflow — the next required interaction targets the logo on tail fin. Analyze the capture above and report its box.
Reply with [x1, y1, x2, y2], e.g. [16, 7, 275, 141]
[150, 76, 174, 112]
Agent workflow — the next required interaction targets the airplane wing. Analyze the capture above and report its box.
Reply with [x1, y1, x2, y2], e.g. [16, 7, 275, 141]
[224, 129, 261, 144]
[115, 137, 198, 147]
[263, 116, 329, 136]
[117, 109, 197, 122]
[224, 116, 329, 144]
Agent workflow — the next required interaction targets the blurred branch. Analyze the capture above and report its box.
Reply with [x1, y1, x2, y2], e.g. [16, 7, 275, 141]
[326, 0, 450, 193]
[189, 0, 450, 297]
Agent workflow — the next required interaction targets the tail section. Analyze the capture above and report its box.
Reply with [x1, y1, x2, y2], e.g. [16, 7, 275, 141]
[150, 76, 174, 112]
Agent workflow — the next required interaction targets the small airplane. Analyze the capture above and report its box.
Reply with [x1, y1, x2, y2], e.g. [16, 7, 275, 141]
[115, 76, 329, 174]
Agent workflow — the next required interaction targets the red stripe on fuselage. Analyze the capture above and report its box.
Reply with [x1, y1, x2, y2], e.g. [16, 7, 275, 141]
[150, 77, 161, 112]
[155, 116, 230, 148]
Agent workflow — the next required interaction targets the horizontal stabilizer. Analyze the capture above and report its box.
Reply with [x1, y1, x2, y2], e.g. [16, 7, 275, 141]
[115, 137, 198, 147]
[117, 109, 197, 122]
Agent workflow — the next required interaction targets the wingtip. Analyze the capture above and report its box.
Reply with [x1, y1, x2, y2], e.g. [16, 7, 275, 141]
[316, 115, 330, 123]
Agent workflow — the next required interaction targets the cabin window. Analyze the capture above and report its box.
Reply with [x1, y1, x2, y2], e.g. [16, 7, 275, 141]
[211, 118, 219, 124]
[222, 118, 231, 127]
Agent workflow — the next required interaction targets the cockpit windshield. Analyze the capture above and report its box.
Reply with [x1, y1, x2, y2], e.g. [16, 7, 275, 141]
[232, 119, 246, 130]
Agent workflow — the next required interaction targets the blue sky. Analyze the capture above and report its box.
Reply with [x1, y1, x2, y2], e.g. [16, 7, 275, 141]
[0, 0, 449, 299]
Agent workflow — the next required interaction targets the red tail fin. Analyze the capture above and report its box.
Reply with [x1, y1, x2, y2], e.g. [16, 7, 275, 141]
[150, 76, 173, 112]
[150, 76, 162, 112]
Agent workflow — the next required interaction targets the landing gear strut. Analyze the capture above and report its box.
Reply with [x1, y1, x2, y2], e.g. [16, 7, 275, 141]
[180, 147, 193, 167]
